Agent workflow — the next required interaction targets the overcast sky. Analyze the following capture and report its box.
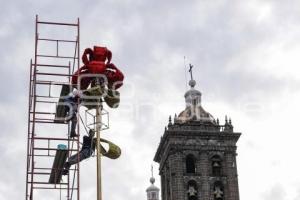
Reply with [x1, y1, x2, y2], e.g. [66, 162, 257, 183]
[1, 0, 300, 200]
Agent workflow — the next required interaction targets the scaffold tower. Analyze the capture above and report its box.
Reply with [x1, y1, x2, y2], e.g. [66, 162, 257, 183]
[26, 15, 81, 200]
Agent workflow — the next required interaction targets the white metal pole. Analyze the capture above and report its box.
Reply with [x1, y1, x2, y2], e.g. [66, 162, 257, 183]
[96, 102, 102, 200]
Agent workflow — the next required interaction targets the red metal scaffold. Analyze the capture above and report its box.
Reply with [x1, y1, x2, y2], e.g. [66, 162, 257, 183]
[26, 15, 81, 200]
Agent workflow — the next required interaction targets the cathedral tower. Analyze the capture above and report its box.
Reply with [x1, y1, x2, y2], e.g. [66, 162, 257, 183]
[146, 166, 160, 200]
[154, 66, 241, 200]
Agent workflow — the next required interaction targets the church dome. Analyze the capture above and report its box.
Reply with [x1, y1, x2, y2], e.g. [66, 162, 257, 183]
[146, 184, 160, 192]
[146, 176, 159, 192]
[184, 87, 202, 100]
[176, 73, 216, 124]
[177, 104, 215, 123]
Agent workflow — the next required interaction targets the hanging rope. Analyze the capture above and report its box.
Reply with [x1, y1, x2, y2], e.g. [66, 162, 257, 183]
[79, 114, 89, 134]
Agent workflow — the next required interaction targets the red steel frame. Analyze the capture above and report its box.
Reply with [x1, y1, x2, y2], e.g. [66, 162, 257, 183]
[26, 15, 81, 200]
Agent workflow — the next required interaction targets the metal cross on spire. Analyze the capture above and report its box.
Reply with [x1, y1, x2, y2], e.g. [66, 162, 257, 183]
[151, 165, 154, 178]
[187, 63, 196, 88]
[189, 64, 194, 81]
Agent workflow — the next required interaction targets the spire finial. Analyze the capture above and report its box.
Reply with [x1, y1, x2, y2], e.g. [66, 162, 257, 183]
[168, 115, 172, 125]
[188, 63, 196, 88]
[150, 165, 155, 184]
[189, 63, 194, 81]
[151, 165, 154, 178]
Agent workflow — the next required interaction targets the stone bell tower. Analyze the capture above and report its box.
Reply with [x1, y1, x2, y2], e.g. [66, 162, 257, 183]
[154, 65, 241, 200]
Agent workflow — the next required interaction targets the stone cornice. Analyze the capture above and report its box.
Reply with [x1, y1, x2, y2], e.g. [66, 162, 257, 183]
[154, 128, 241, 164]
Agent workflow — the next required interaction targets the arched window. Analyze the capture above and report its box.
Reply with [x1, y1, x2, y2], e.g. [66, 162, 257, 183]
[187, 180, 198, 200]
[213, 181, 224, 200]
[186, 154, 196, 173]
[211, 155, 222, 176]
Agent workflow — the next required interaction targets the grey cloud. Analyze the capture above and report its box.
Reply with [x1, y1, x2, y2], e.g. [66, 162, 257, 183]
[1, 0, 300, 200]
